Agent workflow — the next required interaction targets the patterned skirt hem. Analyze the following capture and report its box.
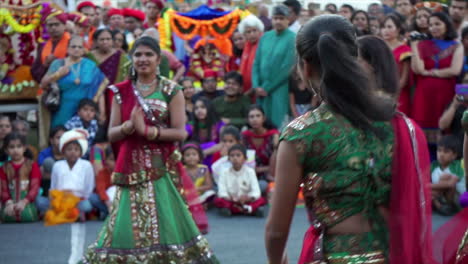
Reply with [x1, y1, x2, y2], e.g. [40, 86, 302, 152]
[81, 235, 219, 264]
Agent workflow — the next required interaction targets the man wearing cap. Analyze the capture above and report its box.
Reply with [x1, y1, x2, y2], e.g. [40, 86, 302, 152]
[76, 1, 98, 49]
[77, 1, 99, 28]
[123, 8, 145, 33]
[123, 8, 145, 44]
[31, 9, 70, 83]
[107, 8, 125, 32]
[143, 0, 164, 29]
[252, 4, 295, 129]
[192, 69, 225, 102]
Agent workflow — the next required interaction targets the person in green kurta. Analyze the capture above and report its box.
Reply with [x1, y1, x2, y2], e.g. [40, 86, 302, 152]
[212, 71, 250, 129]
[252, 4, 296, 129]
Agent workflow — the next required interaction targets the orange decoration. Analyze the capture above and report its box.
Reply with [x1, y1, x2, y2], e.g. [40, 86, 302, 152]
[170, 9, 242, 40]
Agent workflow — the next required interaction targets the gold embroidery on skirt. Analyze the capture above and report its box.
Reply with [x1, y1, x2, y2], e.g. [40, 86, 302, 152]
[102, 186, 122, 248]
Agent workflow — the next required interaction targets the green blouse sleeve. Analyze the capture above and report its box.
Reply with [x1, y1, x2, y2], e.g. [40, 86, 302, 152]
[159, 76, 182, 103]
[279, 112, 326, 172]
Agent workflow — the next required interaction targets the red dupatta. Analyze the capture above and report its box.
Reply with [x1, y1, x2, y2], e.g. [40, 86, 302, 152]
[389, 113, 435, 264]
[433, 208, 468, 264]
[240, 40, 260, 94]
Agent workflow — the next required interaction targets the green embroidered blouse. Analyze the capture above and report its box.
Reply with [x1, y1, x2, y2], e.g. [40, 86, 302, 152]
[280, 104, 395, 251]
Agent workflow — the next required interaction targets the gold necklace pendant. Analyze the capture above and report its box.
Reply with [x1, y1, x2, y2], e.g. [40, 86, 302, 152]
[74, 78, 81, 85]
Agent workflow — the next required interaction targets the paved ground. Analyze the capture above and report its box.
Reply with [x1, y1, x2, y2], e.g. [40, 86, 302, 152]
[0, 207, 451, 264]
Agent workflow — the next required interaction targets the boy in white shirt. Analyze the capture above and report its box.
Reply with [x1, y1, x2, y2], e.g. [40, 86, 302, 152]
[214, 144, 267, 217]
[50, 128, 95, 214]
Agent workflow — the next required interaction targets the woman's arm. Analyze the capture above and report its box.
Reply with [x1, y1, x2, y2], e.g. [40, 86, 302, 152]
[202, 143, 222, 157]
[98, 94, 106, 125]
[410, 41, 426, 75]
[198, 169, 214, 193]
[439, 96, 460, 130]
[39, 66, 69, 89]
[399, 60, 410, 90]
[429, 44, 464, 78]
[265, 141, 303, 264]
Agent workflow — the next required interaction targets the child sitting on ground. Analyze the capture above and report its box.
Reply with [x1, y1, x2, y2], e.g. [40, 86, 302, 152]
[89, 146, 115, 220]
[0, 133, 41, 222]
[182, 142, 215, 204]
[211, 125, 255, 185]
[431, 135, 465, 215]
[12, 119, 38, 160]
[50, 129, 95, 217]
[64, 99, 99, 154]
[214, 144, 266, 217]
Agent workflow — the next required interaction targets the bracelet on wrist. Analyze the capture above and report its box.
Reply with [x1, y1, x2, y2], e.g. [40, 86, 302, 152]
[121, 121, 134, 135]
[155, 126, 161, 140]
[147, 126, 159, 141]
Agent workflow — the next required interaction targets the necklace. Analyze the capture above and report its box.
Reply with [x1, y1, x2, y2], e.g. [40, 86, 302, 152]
[69, 59, 81, 85]
[137, 78, 157, 92]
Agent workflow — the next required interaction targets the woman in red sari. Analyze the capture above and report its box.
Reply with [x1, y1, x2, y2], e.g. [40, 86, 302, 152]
[382, 14, 412, 115]
[411, 12, 464, 147]
[238, 15, 264, 100]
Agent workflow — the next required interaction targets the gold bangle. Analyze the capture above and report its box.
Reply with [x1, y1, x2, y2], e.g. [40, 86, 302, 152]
[121, 121, 134, 135]
[147, 126, 159, 140]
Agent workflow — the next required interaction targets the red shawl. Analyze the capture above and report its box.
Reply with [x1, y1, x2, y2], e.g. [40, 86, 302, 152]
[239, 40, 259, 94]
[389, 113, 435, 264]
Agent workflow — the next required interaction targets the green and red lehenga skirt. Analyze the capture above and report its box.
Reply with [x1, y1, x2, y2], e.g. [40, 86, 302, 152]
[81, 173, 218, 263]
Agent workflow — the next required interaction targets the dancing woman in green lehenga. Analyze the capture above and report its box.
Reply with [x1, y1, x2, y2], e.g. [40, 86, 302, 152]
[81, 37, 218, 263]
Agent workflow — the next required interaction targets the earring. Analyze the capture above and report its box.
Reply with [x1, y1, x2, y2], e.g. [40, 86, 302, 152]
[307, 80, 323, 101]
[131, 66, 136, 80]
[307, 80, 316, 96]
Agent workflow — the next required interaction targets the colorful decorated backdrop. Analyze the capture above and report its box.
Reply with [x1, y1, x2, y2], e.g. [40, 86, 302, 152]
[163, 4, 248, 56]
[0, 0, 54, 100]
